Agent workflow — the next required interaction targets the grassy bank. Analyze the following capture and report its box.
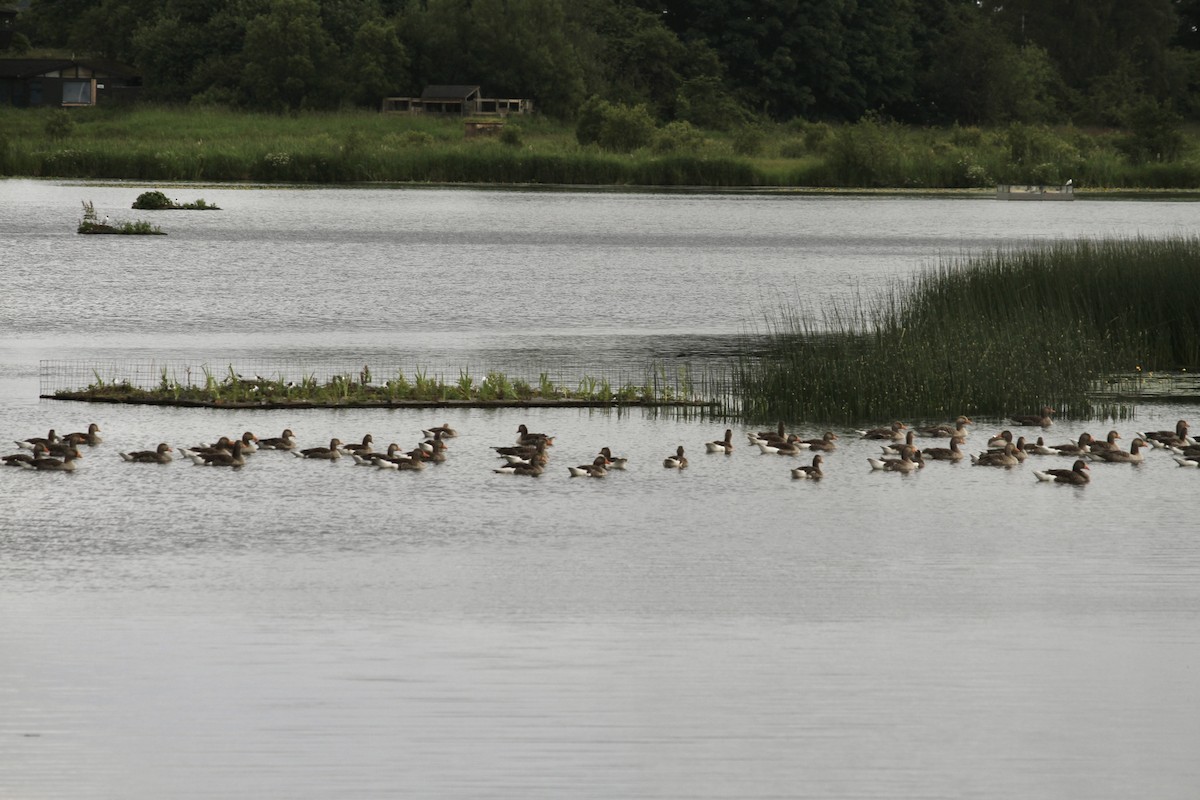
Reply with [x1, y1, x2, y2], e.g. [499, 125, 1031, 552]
[2, 106, 1200, 188]
[736, 237, 1200, 424]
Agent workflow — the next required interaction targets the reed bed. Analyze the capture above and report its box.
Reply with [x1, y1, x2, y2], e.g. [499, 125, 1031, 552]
[735, 237, 1200, 424]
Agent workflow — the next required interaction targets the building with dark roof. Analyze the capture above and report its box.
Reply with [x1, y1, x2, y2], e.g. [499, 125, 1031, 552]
[0, 58, 141, 107]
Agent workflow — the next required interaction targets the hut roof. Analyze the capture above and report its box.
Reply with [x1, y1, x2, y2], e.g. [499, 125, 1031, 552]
[420, 85, 481, 101]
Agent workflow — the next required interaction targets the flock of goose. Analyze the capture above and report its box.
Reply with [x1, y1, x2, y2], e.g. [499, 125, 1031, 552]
[5, 411, 1199, 484]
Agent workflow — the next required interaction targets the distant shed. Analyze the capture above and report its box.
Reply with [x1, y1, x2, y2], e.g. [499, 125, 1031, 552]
[382, 84, 532, 116]
[0, 57, 141, 107]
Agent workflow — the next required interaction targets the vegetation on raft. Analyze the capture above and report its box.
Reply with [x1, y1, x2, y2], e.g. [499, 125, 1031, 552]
[3, 105, 1200, 190]
[131, 190, 220, 210]
[77, 200, 165, 235]
[735, 236, 1200, 425]
[51, 365, 714, 409]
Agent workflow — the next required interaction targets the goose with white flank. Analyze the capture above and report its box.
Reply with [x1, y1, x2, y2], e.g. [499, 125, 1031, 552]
[1086, 437, 1149, 464]
[3, 443, 49, 467]
[62, 423, 102, 447]
[1139, 420, 1192, 449]
[20, 447, 82, 471]
[421, 422, 458, 439]
[857, 421, 908, 441]
[598, 447, 628, 470]
[705, 429, 734, 454]
[915, 416, 972, 438]
[790, 454, 824, 480]
[257, 429, 298, 450]
[119, 443, 173, 463]
[1085, 430, 1123, 454]
[756, 436, 807, 456]
[15, 429, 58, 450]
[1011, 406, 1056, 427]
[189, 441, 246, 468]
[294, 438, 343, 460]
[796, 431, 839, 451]
[516, 424, 554, 447]
[1033, 459, 1090, 485]
[867, 450, 923, 472]
[568, 456, 610, 478]
[663, 446, 688, 469]
[921, 437, 964, 462]
[1049, 432, 1094, 456]
[971, 443, 1021, 467]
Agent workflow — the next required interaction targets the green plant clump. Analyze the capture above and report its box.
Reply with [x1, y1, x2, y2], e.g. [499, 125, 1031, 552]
[736, 236, 1200, 424]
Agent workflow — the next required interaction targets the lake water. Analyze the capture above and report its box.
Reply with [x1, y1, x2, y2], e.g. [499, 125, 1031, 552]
[2, 179, 1199, 799]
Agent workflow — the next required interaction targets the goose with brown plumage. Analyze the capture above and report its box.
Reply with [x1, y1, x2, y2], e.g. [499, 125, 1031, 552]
[705, 429, 734, 454]
[790, 454, 824, 479]
[867, 450, 923, 472]
[1086, 438, 1148, 464]
[663, 446, 688, 469]
[120, 443, 173, 463]
[62, 423, 102, 447]
[857, 421, 908, 441]
[915, 416, 972, 438]
[257, 429, 297, 450]
[19, 447, 82, 471]
[921, 437, 964, 462]
[1012, 406, 1055, 427]
[294, 438, 343, 459]
[1034, 459, 1090, 484]
[15, 429, 58, 450]
[189, 441, 245, 467]
[971, 442, 1021, 467]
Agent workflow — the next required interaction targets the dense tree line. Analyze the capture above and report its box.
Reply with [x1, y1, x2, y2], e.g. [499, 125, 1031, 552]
[7, 0, 1200, 126]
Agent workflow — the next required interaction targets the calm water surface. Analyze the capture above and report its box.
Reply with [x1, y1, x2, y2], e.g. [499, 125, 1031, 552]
[2, 180, 1199, 798]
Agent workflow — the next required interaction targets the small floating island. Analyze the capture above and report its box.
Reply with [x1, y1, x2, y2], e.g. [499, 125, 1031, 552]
[48, 364, 717, 410]
[77, 200, 166, 235]
[132, 190, 221, 210]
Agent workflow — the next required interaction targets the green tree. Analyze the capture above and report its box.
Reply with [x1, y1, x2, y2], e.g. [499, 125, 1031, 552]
[347, 17, 410, 107]
[239, 0, 339, 110]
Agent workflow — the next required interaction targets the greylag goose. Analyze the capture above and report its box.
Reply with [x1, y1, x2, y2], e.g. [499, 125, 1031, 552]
[880, 430, 917, 457]
[180, 436, 235, 459]
[1024, 436, 1061, 455]
[568, 456, 610, 477]
[16, 429, 58, 450]
[1085, 430, 1123, 453]
[867, 450, 923, 472]
[516, 424, 553, 447]
[189, 441, 245, 467]
[493, 459, 543, 476]
[341, 433, 374, 455]
[62, 423, 102, 446]
[756, 436, 807, 455]
[119, 443, 173, 463]
[749, 421, 787, 444]
[971, 443, 1021, 466]
[921, 437, 963, 462]
[353, 443, 402, 465]
[1049, 432, 1094, 456]
[857, 421, 908, 441]
[598, 447, 627, 470]
[796, 432, 839, 451]
[663, 446, 688, 469]
[294, 438, 343, 459]
[3, 443, 49, 467]
[1033, 459, 1090, 484]
[915, 416, 972, 438]
[1139, 420, 1191, 449]
[20, 447, 82, 471]
[257, 429, 297, 450]
[705, 429, 734, 454]
[1011, 406, 1055, 427]
[790, 454, 824, 479]
[421, 422, 458, 438]
[1087, 438, 1148, 464]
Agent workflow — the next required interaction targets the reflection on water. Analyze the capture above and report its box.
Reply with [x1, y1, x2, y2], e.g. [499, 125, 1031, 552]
[2, 181, 1200, 799]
